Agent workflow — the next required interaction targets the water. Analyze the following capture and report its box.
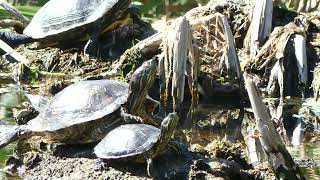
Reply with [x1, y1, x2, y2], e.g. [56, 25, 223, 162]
[0, 78, 319, 179]
[0, 78, 26, 179]
[0, 144, 16, 180]
[288, 142, 320, 179]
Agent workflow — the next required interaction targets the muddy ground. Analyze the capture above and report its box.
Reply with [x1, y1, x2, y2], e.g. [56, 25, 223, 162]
[6, 136, 272, 180]
[2, 108, 275, 180]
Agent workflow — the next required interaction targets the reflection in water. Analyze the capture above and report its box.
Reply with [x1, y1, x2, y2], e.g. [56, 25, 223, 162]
[0, 81, 26, 179]
[288, 141, 320, 162]
[287, 142, 320, 179]
[0, 144, 16, 180]
[0, 77, 27, 124]
[303, 167, 320, 180]
[0, 92, 26, 123]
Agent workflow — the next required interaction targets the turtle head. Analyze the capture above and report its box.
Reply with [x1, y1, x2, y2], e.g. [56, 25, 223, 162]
[160, 113, 179, 136]
[126, 58, 158, 118]
[156, 113, 179, 152]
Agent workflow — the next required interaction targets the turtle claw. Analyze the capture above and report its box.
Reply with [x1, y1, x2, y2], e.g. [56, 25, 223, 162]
[120, 107, 143, 123]
[84, 39, 92, 54]
[93, 159, 108, 171]
[84, 39, 101, 58]
[146, 157, 153, 177]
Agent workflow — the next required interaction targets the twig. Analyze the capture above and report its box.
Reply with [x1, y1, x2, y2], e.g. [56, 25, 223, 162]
[244, 73, 306, 180]
[0, 72, 11, 79]
[171, 17, 189, 112]
[0, 0, 29, 25]
[0, 39, 30, 64]
[0, 19, 24, 29]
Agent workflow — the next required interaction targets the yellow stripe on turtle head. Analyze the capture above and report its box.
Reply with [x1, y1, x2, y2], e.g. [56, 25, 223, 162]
[102, 14, 131, 33]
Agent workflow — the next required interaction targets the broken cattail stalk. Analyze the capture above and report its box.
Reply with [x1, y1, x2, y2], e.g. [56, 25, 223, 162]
[161, 16, 190, 113]
[171, 17, 189, 112]
[0, 39, 30, 64]
[217, 13, 242, 81]
[291, 116, 305, 146]
[248, 0, 273, 57]
[266, 60, 291, 144]
[188, 43, 200, 111]
[0, 0, 29, 25]
[158, 53, 166, 115]
[267, 60, 284, 99]
[244, 123, 267, 164]
[312, 64, 320, 100]
[216, 13, 244, 94]
[244, 73, 306, 180]
[136, 14, 229, 59]
[136, 32, 164, 56]
[293, 34, 308, 90]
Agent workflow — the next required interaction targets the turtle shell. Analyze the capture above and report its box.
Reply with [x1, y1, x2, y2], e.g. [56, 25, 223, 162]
[94, 124, 160, 159]
[24, 0, 130, 39]
[27, 80, 128, 132]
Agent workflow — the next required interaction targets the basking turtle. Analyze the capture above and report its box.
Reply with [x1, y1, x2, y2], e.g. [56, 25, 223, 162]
[94, 112, 179, 176]
[12, 94, 51, 125]
[0, 0, 134, 55]
[0, 59, 158, 148]
[13, 102, 39, 125]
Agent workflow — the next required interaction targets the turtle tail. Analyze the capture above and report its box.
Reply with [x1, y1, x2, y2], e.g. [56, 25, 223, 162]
[0, 30, 33, 47]
[0, 125, 30, 148]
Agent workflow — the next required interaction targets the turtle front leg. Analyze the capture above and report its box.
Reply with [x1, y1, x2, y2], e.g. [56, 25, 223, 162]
[0, 30, 33, 47]
[168, 141, 186, 157]
[120, 107, 143, 123]
[84, 32, 100, 58]
[142, 153, 153, 177]
[84, 16, 117, 58]
[146, 157, 153, 177]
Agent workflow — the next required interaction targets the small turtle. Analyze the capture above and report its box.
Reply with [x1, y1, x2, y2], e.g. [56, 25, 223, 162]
[0, 0, 134, 55]
[12, 93, 51, 125]
[0, 59, 158, 148]
[13, 102, 39, 125]
[94, 112, 179, 176]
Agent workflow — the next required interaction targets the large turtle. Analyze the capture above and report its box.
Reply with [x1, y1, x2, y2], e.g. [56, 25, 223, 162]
[0, 59, 158, 148]
[0, 0, 133, 55]
[94, 112, 179, 176]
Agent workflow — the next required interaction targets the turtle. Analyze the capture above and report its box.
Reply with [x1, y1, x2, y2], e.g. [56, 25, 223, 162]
[94, 112, 179, 176]
[0, 0, 135, 55]
[0, 59, 159, 148]
[13, 101, 39, 125]
[11, 93, 51, 126]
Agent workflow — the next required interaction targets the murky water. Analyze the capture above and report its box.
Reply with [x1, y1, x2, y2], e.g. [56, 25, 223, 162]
[288, 142, 320, 179]
[0, 144, 16, 180]
[289, 142, 320, 161]
[0, 78, 319, 179]
[0, 78, 25, 179]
